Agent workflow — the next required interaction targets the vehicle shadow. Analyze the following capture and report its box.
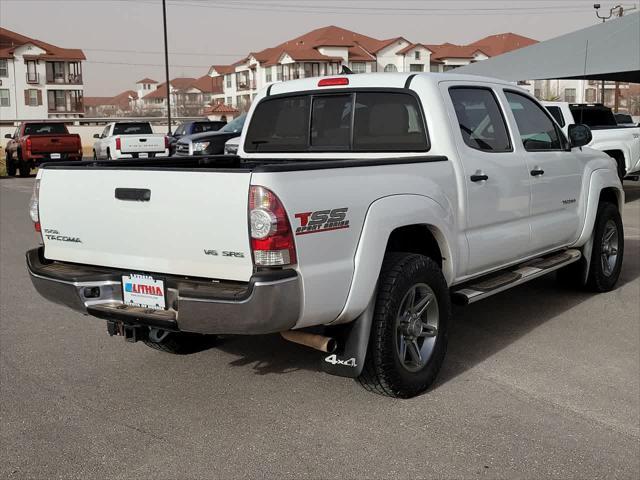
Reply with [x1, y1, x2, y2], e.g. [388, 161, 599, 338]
[623, 182, 640, 203]
[210, 237, 639, 384]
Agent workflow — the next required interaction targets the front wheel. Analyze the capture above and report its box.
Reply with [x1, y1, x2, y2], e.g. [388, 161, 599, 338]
[359, 253, 451, 398]
[585, 202, 624, 292]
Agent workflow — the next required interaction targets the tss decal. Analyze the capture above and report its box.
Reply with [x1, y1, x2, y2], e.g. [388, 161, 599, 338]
[295, 208, 349, 235]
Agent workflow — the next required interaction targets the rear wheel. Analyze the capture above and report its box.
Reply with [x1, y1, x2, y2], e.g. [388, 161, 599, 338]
[107, 149, 112, 160]
[358, 253, 450, 398]
[17, 152, 31, 177]
[5, 153, 16, 176]
[142, 329, 216, 355]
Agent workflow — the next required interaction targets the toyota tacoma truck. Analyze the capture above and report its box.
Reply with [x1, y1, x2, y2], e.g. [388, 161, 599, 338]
[4, 122, 82, 177]
[544, 101, 640, 179]
[27, 73, 624, 398]
[92, 121, 169, 160]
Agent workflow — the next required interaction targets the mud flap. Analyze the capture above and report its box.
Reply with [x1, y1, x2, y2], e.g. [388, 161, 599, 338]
[321, 295, 375, 378]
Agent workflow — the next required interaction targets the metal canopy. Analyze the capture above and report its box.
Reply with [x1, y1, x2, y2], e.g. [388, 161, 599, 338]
[457, 12, 640, 83]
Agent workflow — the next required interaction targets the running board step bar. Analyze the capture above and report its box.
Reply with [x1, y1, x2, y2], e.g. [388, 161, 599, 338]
[452, 249, 581, 306]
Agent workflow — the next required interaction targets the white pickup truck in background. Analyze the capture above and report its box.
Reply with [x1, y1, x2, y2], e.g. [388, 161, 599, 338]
[92, 122, 169, 160]
[544, 102, 640, 179]
[28, 73, 624, 398]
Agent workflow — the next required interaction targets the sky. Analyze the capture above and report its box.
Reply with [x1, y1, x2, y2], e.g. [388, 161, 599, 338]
[1, 0, 636, 95]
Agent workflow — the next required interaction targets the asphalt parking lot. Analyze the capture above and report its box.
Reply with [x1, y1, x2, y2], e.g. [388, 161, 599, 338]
[1, 176, 638, 479]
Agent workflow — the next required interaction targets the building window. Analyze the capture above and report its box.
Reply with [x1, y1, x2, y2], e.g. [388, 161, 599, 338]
[430, 64, 440, 73]
[384, 64, 398, 72]
[0, 89, 10, 107]
[409, 64, 424, 72]
[27, 89, 39, 106]
[276, 65, 283, 81]
[443, 65, 458, 72]
[0, 59, 8, 77]
[351, 62, 366, 74]
[226, 75, 232, 88]
[414, 51, 421, 60]
[564, 88, 576, 103]
[265, 66, 272, 83]
[226, 97, 232, 106]
[46, 62, 66, 83]
[585, 88, 596, 102]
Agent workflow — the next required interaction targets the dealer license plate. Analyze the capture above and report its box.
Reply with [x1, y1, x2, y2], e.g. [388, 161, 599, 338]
[50, 153, 61, 159]
[139, 152, 148, 158]
[122, 274, 166, 310]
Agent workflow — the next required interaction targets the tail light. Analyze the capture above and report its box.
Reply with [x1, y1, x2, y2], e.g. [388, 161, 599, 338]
[29, 177, 43, 241]
[25, 137, 32, 153]
[115, 137, 121, 151]
[164, 136, 170, 150]
[249, 186, 296, 266]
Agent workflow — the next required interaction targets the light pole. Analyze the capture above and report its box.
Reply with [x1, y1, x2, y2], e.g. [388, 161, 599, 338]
[593, 4, 622, 106]
[162, 0, 172, 134]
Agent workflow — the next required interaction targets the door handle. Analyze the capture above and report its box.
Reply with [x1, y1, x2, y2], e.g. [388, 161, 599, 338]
[470, 174, 489, 182]
[115, 188, 151, 201]
[530, 168, 545, 176]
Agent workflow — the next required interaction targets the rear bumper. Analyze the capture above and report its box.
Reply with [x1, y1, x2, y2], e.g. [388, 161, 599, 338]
[26, 248, 300, 335]
[28, 153, 82, 164]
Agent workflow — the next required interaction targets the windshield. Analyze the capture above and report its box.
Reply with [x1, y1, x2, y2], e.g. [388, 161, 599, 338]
[23, 123, 68, 135]
[113, 122, 154, 135]
[219, 114, 246, 133]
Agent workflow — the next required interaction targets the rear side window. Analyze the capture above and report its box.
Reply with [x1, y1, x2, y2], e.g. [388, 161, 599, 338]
[244, 91, 428, 153]
[505, 91, 564, 151]
[113, 123, 153, 135]
[545, 106, 565, 127]
[193, 122, 224, 133]
[23, 123, 68, 135]
[449, 88, 511, 152]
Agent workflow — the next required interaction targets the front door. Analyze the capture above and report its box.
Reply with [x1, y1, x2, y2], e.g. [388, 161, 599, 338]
[444, 84, 532, 275]
[503, 91, 582, 253]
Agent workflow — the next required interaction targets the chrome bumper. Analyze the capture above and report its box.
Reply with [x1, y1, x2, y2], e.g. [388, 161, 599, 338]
[26, 248, 301, 335]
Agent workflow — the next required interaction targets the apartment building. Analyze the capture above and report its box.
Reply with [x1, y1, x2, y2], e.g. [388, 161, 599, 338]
[533, 78, 631, 110]
[0, 27, 85, 121]
[207, 26, 538, 110]
[137, 75, 223, 116]
[84, 90, 137, 117]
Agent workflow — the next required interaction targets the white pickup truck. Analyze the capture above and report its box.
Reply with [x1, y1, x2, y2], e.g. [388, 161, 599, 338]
[543, 102, 640, 179]
[28, 73, 624, 398]
[92, 121, 169, 160]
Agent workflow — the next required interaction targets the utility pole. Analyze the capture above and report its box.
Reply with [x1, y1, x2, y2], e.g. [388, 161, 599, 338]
[162, 0, 172, 134]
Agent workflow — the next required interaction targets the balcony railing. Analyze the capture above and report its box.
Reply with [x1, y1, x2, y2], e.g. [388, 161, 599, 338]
[46, 74, 83, 85]
[48, 102, 84, 113]
[26, 72, 39, 84]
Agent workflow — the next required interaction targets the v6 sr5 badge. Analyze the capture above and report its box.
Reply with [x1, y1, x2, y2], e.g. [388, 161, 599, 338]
[294, 208, 349, 235]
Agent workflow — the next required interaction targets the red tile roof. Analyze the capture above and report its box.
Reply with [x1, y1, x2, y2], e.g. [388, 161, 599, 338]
[85, 90, 137, 110]
[467, 32, 538, 56]
[192, 75, 223, 94]
[136, 77, 158, 84]
[210, 65, 235, 75]
[204, 102, 239, 114]
[0, 27, 85, 60]
[396, 43, 432, 55]
[427, 43, 488, 60]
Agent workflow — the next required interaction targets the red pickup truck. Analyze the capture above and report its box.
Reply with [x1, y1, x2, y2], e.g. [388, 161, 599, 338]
[4, 122, 83, 177]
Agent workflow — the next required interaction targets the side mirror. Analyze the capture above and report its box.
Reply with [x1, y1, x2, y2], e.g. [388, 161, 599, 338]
[568, 124, 592, 148]
[4, 134, 12, 139]
[93, 133, 100, 139]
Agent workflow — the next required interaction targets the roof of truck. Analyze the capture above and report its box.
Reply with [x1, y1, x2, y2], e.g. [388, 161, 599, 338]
[266, 72, 517, 97]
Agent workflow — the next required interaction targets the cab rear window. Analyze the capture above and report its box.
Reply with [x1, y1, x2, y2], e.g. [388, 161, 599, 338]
[244, 91, 429, 153]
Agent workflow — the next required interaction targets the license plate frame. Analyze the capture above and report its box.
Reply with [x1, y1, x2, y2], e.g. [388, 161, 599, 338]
[50, 153, 61, 159]
[138, 152, 149, 158]
[122, 274, 166, 310]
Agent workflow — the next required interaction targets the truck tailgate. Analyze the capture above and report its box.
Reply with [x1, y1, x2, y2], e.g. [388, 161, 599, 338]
[30, 135, 80, 154]
[120, 135, 166, 153]
[38, 168, 253, 281]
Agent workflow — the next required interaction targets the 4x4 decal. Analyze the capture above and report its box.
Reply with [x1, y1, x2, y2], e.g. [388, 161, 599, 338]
[294, 208, 349, 235]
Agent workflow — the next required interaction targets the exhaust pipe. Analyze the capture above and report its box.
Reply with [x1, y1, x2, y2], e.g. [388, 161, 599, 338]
[281, 331, 337, 353]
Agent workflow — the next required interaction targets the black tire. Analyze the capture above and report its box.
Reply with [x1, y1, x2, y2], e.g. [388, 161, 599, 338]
[358, 253, 451, 398]
[17, 151, 30, 177]
[106, 149, 112, 160]
[585, 202, 624, 292]
[5, 153, 16, 176]
[607, 152, 626, 182]
[142, 330, 216, 355]
[93, 150, 98, 161]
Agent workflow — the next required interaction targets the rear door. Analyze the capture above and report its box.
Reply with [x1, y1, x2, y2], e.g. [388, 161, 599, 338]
[504, 90, 582, 252]
[38, 168, 254, 281]
[444, 84, 532, 274]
